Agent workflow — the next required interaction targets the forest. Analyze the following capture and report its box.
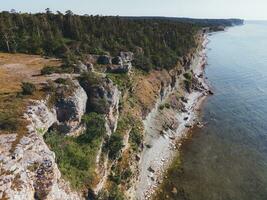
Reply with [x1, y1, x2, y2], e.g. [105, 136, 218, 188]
[0, 10, 200, 70]
[0, 10, 243, 70]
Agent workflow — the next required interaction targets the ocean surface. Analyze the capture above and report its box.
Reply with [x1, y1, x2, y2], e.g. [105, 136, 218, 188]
[159, 21, 267, 200]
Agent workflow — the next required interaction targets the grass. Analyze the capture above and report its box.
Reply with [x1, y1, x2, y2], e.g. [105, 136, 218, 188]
[44, 112, 106, 190]
[106, 73, 133, 92]
[0, 93, 27, 132]
[44, 132, 102, 190]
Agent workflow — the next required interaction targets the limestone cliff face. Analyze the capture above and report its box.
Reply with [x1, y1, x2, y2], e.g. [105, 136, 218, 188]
[54, 80, 88, 136]
[0, 79, 87, 200]
[79, 75, 120, 136]
[0, 133, 82, 200]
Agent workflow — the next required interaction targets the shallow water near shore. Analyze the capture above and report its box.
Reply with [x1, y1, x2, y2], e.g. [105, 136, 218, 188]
[157, 21, 267, 200]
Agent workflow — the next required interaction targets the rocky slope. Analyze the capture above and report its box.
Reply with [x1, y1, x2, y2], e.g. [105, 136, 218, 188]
[0, 32, 210, 200]
[0, 78, 87, 200]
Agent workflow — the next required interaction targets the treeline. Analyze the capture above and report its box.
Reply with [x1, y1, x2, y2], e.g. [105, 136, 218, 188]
[0, 10, 199, 70]
[123, 17, 244, 27]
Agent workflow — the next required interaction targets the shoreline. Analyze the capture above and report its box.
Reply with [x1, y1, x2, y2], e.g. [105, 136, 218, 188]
[135, 35, 211, 200]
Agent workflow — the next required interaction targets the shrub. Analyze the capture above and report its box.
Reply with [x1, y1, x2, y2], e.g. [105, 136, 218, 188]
[159, 103, 170, 110]
[0, 114, 17, 131]
[108, 183, 125, 200]
[106, 134, 124, 160]
[183, 72, 192, 80]
[54, 78, 67, 85]
[78, 112, 106, 143]
[159, 104, 165, 110]
[21, 82, 36, 95]
[121, 168, 132, 180]
[41, 66, 57, 75]
[130, 128, 143, 147]
[164, 103, 171, 109]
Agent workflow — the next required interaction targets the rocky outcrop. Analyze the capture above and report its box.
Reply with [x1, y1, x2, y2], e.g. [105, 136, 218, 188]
[25, 79, 87, 136]
[54, 80, 88, 136]
[97, 55, 111, 65]
[25, 100, 58, 135]
[106, 52, 134, 74]
[0, 133, 81, 200]
[79, 74, 120, 135]
[120, 51, 134, 63]
[0, 79, 88, 200]
[112, 56, 123, 65]
[74, 61, 88, 73]
[106, 62, 132, 73]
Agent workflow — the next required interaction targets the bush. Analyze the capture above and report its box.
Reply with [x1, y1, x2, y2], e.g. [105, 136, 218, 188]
[21, 82, 36, 95]
[159, 103, 170, 110]
[54, 78, 67, 85]
[183, 72, 192, 80]
[41, 66, 57, 75]
[130, 128, 143, 147]
[78, 112, 106, 143]
[159, 104, 165, 110]
[106, 134, 124, 160]
[0, 114, 17, 131]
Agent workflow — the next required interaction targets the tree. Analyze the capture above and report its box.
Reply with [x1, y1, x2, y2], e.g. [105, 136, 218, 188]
[21, 82, 36, 95]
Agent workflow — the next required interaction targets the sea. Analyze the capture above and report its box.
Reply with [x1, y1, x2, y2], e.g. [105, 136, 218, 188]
[158, 21, 267, 200]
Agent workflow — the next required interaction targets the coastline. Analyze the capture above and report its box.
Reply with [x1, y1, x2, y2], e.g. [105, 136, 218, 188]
[135, 35, 211, 200]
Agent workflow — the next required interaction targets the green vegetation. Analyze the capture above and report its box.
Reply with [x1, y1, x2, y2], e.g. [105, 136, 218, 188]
[183, 72, 193, 80]
[41, 66, 58, 75]
[54, 78, 67, 85]
[0, 112, 18, 131]
[183, 71, 193, 92]
[0, 10, 200, 71]
[159, 102, 171, 110]
[44, 112, 106, 190]
[106, 73, 132, 92]
[96, 182, 125, 200]
[21, 82, 36, 95]
[41, 65, 74, 75]
[129, 119, 144, 151]
[106, 134, 124, 160]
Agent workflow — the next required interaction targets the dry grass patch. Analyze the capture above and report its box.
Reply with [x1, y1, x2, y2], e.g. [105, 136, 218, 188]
[0, 53, 61, 94]
[0, 53, 61, 151]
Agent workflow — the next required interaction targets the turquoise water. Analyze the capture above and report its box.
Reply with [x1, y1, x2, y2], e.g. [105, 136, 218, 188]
[169, 21, 267, 200]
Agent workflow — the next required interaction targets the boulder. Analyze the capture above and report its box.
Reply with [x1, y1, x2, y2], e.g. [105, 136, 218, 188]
[171, 187, 178, 195]
[106, 63, 132, 73]
[112, 56, 123, 65]
[54, 80, 88, 135]
[120, 52, 134, 63]
[208, 90, 214, 95]
[86, 63, 94, 72]
[148, 166, 155, 173]
[74, 61, 88, 73]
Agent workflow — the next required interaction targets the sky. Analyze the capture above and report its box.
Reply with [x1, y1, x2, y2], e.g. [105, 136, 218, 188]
[1, 0, 267, 20]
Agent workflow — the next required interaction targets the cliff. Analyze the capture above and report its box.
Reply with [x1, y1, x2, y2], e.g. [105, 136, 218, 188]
[0, 16, 242, 200]
[0, 77, 86, 200]
[0, 34, 209, 200]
